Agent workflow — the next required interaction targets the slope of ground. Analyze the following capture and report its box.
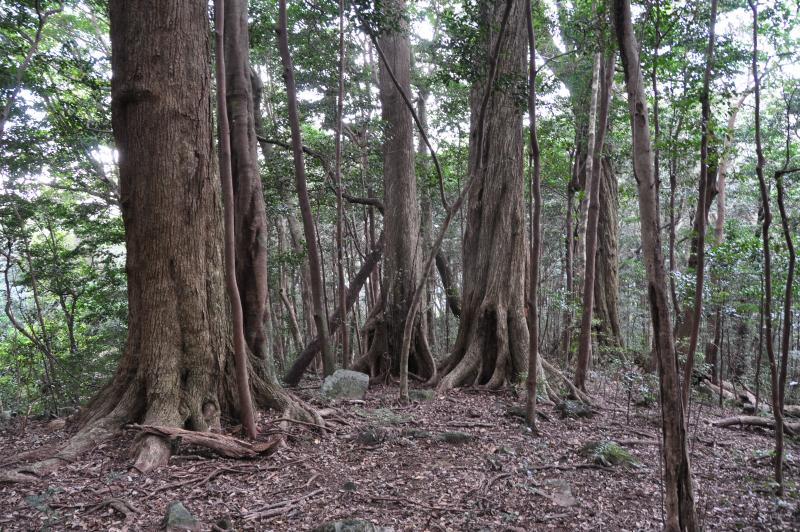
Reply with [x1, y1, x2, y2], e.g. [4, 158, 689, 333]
[1, 377, 798, 530]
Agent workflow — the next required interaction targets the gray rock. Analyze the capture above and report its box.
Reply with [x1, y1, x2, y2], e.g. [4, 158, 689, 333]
[321, 369, 369, 400]
[163, 501, 201, 531]
[312, 519, 393, 532]
[408, 389, 435, 402]
[555, 400, 594, 419]
[437, 431, 474, 444]
[355, 426, 388, 446]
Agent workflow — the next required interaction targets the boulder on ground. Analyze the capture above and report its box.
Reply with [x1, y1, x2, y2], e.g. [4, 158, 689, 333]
[321, 369, 369, 400]
[313, 519, 394, 532]
[163, 501, 201, 531]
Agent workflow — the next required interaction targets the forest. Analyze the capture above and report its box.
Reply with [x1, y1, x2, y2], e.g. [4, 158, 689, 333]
[0, 0, 799, 529]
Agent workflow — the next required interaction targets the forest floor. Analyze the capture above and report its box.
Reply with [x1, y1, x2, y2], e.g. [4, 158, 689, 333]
[1, 375, 799, 531]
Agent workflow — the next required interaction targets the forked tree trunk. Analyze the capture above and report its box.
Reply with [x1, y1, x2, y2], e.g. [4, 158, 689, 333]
[437, 0, 529, 390]
[352, 0, 436, 382]
[68, 0, 237, 471]
[613, 0, 697, 528]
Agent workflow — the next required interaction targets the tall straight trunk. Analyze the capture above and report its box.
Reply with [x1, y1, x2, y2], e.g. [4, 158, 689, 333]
[334, 0, 349, 367]
[224, 0, 271, 370]
[69, 0, 235, 472]
[214, 0, 257, 439]
[352, 0, 436, 382]
[525, 0, 541, 430]
[748, 0, 784, 495]
[575, 52, 615, 391]
[594, 158, 622, 349]
[277, 0, 334, 377]
[681, 0, 718, 408]
[418, 90, 438, 355]
[437, 0, 529, 390]
[562, 156, 576, 362]
[706, 90, 749, 381]
[613, 0, 697, 528]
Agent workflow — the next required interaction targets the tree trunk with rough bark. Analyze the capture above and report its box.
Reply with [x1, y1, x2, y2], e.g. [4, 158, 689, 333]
[438, 0, 529, 390]
[352, 0, 436, 381]
[70, 0, 236, 471]
[224, 0, 318, 419]
[594, 158, 622, 350]
[613, 0, 698, 528]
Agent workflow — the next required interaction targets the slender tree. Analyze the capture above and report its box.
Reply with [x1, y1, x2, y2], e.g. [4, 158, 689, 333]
[525, 0, 541, 429]
[575, 49, 616, 391]
[277, 0, 334, 377]
[748, 0, 784, 496]
[214, 0, 257, 439]
[681, 0, 718, 408]
[613, 0, 697, 528]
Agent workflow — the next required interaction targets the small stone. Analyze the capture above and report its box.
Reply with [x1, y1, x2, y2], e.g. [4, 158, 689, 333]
[355, 427, 387, 446]
[408, 389, 435, 402]
[555, 400, 594, 419]
[312, 519, 394, 532]
[544, 479, 577, 507]
[321, 369, 370, 400]
[163, 501, 201, 531]
[214, 517, 233, 530]
[437, 431, 474, 444]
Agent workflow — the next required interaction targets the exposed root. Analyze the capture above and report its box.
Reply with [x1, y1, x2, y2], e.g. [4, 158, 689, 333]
[437, 303, 527, 391]
[128, 424, 280, 460]
[713, 416, 800, 436]
[540, 356, 593, 405]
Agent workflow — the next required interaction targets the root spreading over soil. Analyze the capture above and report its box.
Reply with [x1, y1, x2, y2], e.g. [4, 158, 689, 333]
[1, 381, 798, 530]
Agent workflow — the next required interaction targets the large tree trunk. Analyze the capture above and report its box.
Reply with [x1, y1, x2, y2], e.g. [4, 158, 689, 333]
[593, 158, 622, 350]
[352, 0, 435, 381]
[613, 0, 698, 528]
[73, 0, 233, 471]
[437, 0, 529, 390]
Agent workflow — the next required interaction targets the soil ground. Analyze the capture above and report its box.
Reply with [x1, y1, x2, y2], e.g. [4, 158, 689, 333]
[1, 376, 798, 531]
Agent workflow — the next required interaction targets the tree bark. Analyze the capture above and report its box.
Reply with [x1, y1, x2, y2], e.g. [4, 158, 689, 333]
[334, 0, 349, 367]
[352, 0, 436, 382]
[613, 0, 698, 528]
[64, 0, 237, 472]
[277, 0, 334, 377]
[214, 0, 257, 440]
[575, 52, 615, 391]
[749, 0, 784, 496]
[681, 0, 718, 409]
[594, 158, 622, 350]
[525, 0, 541, 430]
[438, 0, 529, 390]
